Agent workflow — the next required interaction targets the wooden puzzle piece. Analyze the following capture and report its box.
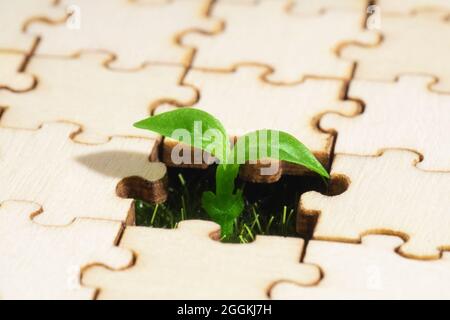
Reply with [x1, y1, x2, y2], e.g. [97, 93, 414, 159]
[378, 0, 450, 14]
[0, 123, 167, 226]
[155, 66, 360, 181]
[288, 0, 370, 14]
[321, 75, 450, 171]
[182, 0, 379, 83]
[0, 200, 132, 300]
[271, 236, 450, 299]
[341, 11, 450, 92]
[0, 0, 65, 52]
[299, 150, 450, 260]
[82, 220, 321, 299]
[0, 52, 196, 144]
[27, 0, 221, 69]
[0, 51, 35, 92]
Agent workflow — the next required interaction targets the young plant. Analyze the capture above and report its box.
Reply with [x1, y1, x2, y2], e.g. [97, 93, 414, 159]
[134, 108, 329, 239]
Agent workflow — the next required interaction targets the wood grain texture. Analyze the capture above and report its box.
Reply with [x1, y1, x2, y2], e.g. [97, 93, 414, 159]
[0, 52, 196, 143]
[182, 0, 379, 83]
[271, 236, 450, 299]
[83, 220, 320, 299]
[299, 150, 450, 260]
[156, 66, 360, 181]
[0, 123, 167, 226]
[27, 0, 221, 69]
[321, 75, 450, 171]
[0, 52, 35, 92]
[341, 11, 450, 92]
[288, 0, 369, 14]
[0, 200, 132, 300]
[378, 0, 450, 14]
[0, 0, 64, 52]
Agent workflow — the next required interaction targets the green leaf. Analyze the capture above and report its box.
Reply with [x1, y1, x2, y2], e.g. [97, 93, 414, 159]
[231, 130, 329, 178]
[134, 108, 229, 162]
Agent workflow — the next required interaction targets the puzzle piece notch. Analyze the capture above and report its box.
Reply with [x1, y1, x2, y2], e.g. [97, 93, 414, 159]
[378, 0, 450, 14]
[320, 74, 450, 171]
[28, 0, 222, 69]
[0, 200, 132, 299]
[0, 122, 167, 226]
[0, 52, 36, 92]
[83, 220, 321, 299]
[271, 235, 450, 299]
[341, 11, 450, 93]
[0, 0, 66, 52]
[182, 0, 380, 83]
[155, 66, 361, 182]
[299, 150, 450, 260]
[0, 52, 196, 144]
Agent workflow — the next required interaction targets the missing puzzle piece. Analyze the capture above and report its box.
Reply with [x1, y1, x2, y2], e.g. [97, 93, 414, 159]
[82, 220, 320, 299]
[155, 66, 361, 182]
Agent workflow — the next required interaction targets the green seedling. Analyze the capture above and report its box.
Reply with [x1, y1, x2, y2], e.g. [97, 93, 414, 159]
[134, 108, 329, 239]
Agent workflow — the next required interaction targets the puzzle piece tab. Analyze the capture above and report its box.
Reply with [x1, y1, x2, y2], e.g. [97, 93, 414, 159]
[0, 200, 132, 299]
[156, 66, 360, 180]
[0, 53, 196, 144]
[271, 236, 450, 299]
[0, 0, 65, 52]
[341, 11, 450, 92]
[83, 220, 320, 299]
[0, 52, 35, 92]
[300, 150, 450, 259]
[321, 75, 450, 171]
[0, 123, 167, 226]
[182, 0, 379, 83]
[28, 0, 221, 69]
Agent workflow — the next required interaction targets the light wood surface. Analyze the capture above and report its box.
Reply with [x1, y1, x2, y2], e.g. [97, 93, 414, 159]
[182, 0, 379, 83]
[378, 0, 450, 13]
[341, 11, 450, 92]
[300, 150, 450, 260]
[0, 123, 167, 226]
[0, 52, 196, 144]
[156, 66, 360, 180]
[28, 0, 221, 69]
[219, 0, 369, 12]
[83, 220, 320, 299]
[0, 51, 35, 92]
[321, 75, 450, 171]
[288, 0, 369, 14]
[0, 200, 132, 300]
[271, 236, 450, 299]
[0, 0, 64, 52]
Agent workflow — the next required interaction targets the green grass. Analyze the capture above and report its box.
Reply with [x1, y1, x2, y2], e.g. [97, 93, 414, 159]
[135, 166, 326, 243]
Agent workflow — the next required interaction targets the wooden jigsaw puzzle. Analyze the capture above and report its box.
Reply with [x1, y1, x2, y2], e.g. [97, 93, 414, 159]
[1, 0, 449, 302]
